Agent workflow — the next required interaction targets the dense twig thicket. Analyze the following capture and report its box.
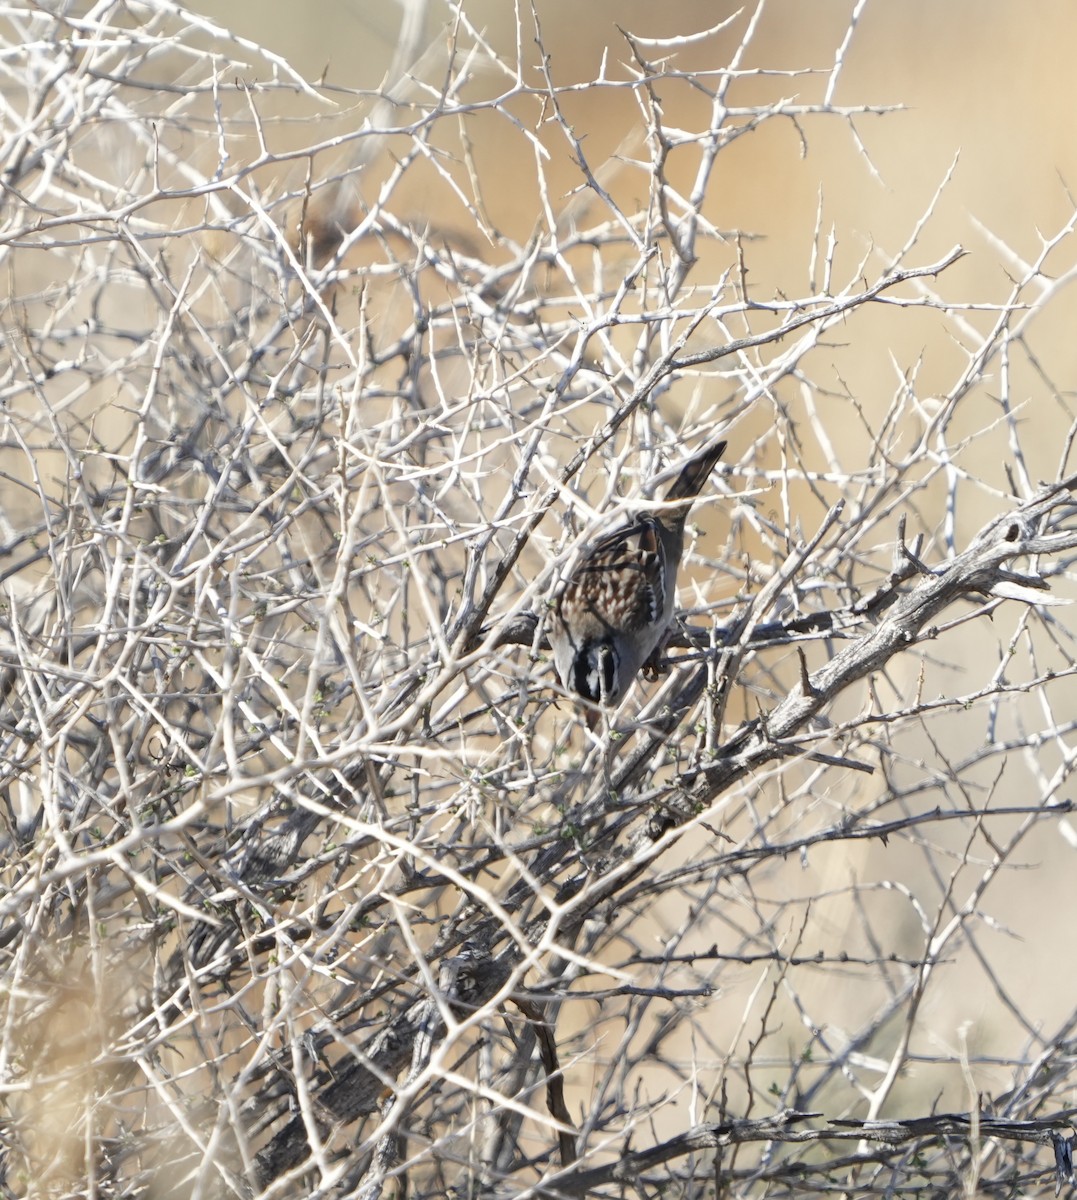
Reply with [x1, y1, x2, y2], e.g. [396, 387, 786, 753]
[2, 4, 1077, 1198]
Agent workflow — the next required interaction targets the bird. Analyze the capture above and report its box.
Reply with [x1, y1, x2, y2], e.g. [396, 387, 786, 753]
[548, 439, 727, 723]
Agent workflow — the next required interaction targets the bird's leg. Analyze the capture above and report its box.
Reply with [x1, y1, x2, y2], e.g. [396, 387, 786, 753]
[641, 627, 674, 680]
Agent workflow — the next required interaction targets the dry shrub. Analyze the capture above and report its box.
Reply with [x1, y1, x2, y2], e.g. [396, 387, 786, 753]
[2, 3, 1077, 1198]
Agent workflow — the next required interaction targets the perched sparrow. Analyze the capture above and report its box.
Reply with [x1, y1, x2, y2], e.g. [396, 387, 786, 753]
[549, 439, 727, 721]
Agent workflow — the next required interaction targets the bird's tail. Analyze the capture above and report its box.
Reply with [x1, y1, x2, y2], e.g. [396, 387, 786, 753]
[663, 439, 727, 505]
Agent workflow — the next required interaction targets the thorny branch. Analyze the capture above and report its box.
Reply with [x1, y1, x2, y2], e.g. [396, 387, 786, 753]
[3, 4, 1077, 1200]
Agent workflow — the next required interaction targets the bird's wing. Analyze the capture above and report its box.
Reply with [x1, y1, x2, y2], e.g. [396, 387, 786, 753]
[560, 516, 668, 634]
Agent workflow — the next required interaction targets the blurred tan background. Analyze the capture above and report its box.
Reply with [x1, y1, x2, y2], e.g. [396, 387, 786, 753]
[200, 0, 1077, 487]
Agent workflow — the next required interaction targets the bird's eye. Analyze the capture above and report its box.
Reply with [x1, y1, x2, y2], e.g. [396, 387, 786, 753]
[576, 641, 617, 702]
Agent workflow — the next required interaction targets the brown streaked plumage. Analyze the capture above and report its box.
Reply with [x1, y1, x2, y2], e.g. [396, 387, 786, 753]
[549, 439, 727, 723]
